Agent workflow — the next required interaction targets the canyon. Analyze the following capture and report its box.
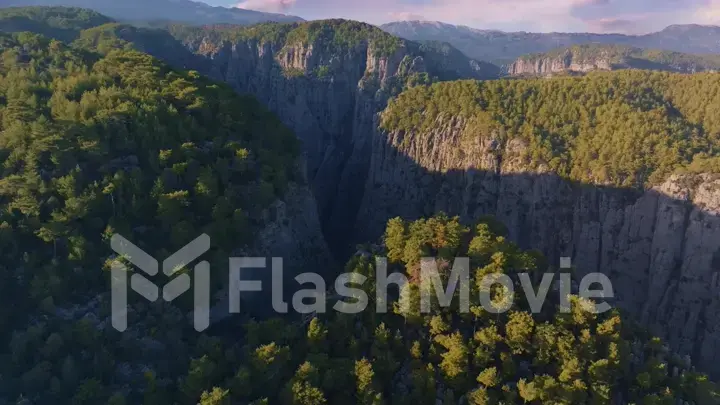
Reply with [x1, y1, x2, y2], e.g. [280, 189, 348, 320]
[156, 29, 720, 377]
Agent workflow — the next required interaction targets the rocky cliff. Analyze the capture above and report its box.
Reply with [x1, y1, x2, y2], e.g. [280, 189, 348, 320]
[507, 49, 612, 75]
[169, 21, 495, 253]
[507, 44, 720, 76]
[354, 113, 720, 375]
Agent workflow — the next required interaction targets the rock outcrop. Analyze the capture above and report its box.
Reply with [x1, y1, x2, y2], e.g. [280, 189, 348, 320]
[507, 49, 612, 76]
[174, 25, 493, 253]
[506, 45, 720, 76]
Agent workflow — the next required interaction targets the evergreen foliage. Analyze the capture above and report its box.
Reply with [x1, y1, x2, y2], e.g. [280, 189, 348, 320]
[4, 214, 708, 404]
[168, 19, 403, 57]
[381, 72, 720, 186]
[0, 6, 112, 41]
[0, 30, 298, 374]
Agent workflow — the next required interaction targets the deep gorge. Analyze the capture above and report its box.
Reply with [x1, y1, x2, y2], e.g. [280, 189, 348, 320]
[154, 32, 720, 378]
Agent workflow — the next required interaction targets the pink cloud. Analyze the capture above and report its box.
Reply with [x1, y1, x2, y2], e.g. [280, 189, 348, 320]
[235, 0, 297, 13]
[405, 0, 594, 31]
[695, 0, 720, 24]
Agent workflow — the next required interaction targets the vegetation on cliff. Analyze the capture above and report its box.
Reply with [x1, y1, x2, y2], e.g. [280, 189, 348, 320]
[382, 71, 720, 187]
[164, 19, 499, 82]
[167, 19, 403, 57]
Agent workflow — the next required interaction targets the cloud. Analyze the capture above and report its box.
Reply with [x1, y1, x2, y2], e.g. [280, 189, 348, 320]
[399, 0, 599, 31]
[695, 0, 720, 24]
[568, 0, 611, 6]
[235, 0, 297, 13]
[388, 11, 427, 21]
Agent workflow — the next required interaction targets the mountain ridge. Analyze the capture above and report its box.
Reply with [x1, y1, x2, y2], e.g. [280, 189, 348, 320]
[3, 0, 303, 25]
[382, 20, 720, 64]
[386, 20, 720, 37]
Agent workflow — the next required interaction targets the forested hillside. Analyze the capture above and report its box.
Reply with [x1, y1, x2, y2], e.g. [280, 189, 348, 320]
[0, 6, 111, 41]
[119, 214, 716, 405]
[0, 30, 303, 404]
[3, 0, 303, 25]
[381, 71, 720, 187]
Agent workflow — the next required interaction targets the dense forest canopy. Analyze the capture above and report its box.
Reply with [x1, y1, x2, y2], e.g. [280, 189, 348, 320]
[0, 30, 299, 394]
[71, 22, 204, 69]
[0, 6, 111, 41]
[3, 0, 303, 25]
[119, 214, 714, 405]
[382, 72, 720, 187]
[167, 19, 404, 57]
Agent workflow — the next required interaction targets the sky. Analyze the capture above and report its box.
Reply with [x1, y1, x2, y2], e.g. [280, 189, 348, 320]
[202, 0, 720, 34]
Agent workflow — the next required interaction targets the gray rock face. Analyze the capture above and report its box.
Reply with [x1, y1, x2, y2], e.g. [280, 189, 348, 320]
[254, 181, 334, 277]
[209, 176, 335, 322]
[505, 46, 720, 76]
[507, 51, 612, 76]
[356, 116, 720, 376]
[180, 35, 440, 252]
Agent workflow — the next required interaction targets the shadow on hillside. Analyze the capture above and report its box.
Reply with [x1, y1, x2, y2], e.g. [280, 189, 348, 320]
[338, 139, 720, 375]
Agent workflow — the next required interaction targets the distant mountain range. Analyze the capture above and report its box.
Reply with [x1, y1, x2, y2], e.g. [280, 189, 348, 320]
[3, 0, 303, 25]
[381, 21, 720, 65]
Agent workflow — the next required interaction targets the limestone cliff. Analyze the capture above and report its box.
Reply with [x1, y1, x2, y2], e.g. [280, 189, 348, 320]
[507, 49, 612, 76]
[169, 21, 495, 252]
[507, 44, 720, 76]
[355, 114, 720, 375]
